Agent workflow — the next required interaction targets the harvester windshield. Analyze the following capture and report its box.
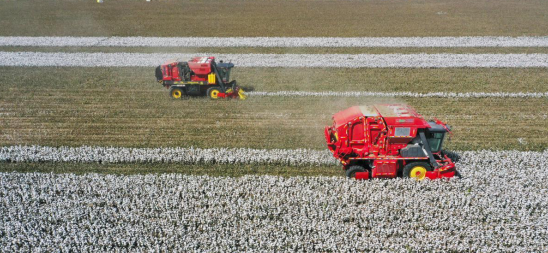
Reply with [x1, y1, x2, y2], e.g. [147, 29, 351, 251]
[217, 62, 234, 82]
[425, 121, 450, 153]
[426, 132, 445, 153]
[219, 68, 231, 82]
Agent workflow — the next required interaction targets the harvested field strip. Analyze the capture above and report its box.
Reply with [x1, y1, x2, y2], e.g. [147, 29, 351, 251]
[2, 150, 548, 251]
[0, 163, 340, 177]
[248, 91, 548, 98]
[2, 52, 546, 68]
[2, 67, 546, 93]
[2, 36, 547, 47]
[1, 94, 546, 150]
[1, 0, 546, 37]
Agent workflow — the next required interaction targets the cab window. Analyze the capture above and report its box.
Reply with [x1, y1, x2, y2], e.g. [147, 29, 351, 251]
[427, 132, 445, 152]
[219, 68, 231, 82]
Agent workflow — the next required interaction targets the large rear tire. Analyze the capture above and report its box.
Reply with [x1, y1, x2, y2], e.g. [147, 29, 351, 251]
[403, 162, 431, 180]
[207, 87, 221, 100]
[169, 87, 184, 99]
[346, 165, 365, 179]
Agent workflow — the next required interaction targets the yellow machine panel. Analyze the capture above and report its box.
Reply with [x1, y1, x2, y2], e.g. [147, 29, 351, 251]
[208, 73, 216, 85]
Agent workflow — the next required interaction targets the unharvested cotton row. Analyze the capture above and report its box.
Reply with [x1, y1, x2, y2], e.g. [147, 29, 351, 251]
[248, 91, 548, 98]
[1, 150, 548, 251]
[1, 52, 546, 68]
[1, 36, 547, 47]
[0, 145, 337, 166]
[0, 145, 543, 167]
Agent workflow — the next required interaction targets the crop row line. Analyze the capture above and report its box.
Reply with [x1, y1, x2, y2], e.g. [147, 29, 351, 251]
[0, 145, 337, 166]
[1, 52, 547, 68]
[1, 145, 546, 166]
[247, 91, 548, 98]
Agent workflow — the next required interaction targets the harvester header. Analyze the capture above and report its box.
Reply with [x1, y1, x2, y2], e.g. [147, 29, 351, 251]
[325, 104, 457, 180]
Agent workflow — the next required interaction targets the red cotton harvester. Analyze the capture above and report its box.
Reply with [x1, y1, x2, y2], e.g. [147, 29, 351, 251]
[325, 104, 457, 180]
[155, 56, 246, 100]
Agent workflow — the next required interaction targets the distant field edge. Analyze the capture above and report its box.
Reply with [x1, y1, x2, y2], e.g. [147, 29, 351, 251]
[1, 36, 547, 48]
[2, 66, 546, 93]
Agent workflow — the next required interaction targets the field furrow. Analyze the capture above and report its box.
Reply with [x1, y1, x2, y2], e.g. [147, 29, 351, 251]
[1, 67, 546, 151]
[3, 67, 546, 93]
[1, 95, 546, 150]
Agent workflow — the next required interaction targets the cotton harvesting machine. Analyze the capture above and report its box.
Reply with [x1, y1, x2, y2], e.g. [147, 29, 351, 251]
[325, 104, 457, 180]
[155, 56, 246, 100]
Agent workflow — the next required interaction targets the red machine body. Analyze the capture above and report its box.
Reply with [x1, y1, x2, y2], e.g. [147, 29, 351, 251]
[155, 56, 246, 100]
[325, 104, 456, 180]
[161, 57, 215, 82]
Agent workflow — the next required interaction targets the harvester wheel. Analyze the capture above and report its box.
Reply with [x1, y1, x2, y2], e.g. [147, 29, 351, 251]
[403, 162, 431, 180]
[207, 87, 221, 99]
[169, 87, 184, 99]
[346, 165, 365, 179]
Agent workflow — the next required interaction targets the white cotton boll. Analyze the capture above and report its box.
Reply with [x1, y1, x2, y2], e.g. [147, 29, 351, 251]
[1, 52, 547, 68]
[1, 150, 548, 251]
[246, 91, 548, 99]
[0, 36, 547, 47]
[0, 145, 339, 166]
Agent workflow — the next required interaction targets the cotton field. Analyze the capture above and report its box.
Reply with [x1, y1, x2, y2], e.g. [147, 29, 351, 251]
[0, 145, 336, 166]
[1, 52, 547, 68]
[1, 150, 547, 252]
[2, 1, 547, 250]
[1, 36, 547, 47]
[0, 145, 464, 166]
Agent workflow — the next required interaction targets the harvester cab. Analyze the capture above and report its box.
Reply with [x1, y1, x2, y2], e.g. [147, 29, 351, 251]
[155, 56, 246, 100]
[216, 61, 233, 83]
[325, 104, 457, 180]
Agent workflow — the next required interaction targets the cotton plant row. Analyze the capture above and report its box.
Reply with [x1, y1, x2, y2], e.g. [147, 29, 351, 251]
[248, 91, 548, 98]
[1, 52, 547, 68]
[1, 150, 548, 251]
[1, 36, 547, 47]
[0, 145, 337, 166]
[0, 145, 536, 169]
